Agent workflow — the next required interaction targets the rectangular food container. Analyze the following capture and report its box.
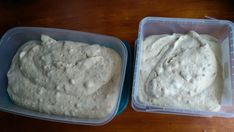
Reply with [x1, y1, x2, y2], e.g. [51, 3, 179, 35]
[132, 17, 234, 118]
[0, 27, 127, 125]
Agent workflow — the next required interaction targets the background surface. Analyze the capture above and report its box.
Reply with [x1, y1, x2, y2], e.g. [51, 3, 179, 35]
[0, 0, 234, 131]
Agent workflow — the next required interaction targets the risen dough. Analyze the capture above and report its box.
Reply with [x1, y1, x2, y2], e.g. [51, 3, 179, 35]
[7, 35, 122, 118]
[138, 31, 223, 111]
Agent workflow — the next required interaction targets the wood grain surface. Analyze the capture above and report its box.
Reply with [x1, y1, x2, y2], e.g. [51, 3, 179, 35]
[0, 0, 234, 132]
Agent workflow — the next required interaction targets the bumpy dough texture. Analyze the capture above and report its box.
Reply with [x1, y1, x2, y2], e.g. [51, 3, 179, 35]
[138, 31, 223, 112]
[7, 35, 122, 118]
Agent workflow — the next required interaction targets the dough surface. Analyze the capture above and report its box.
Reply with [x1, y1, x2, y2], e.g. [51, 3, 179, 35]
[138, 31, 223, 111]
[7, 35, 122, 118]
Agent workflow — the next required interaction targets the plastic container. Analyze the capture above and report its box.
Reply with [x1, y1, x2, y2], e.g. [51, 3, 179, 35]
[117, 41, 132, 115]
[0, 27, 127, 125]
[132, 17, 234, 118]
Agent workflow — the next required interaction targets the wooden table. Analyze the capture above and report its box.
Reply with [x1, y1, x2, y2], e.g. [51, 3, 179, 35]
[0, 0, 234, 131]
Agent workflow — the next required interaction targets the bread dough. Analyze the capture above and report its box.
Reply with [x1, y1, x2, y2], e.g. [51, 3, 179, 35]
[138, 31, 223, 112]
[7, 35, 122, 118]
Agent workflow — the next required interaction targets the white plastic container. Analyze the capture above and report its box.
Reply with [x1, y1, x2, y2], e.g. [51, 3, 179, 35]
[132, 17, 234, 118]
[0, 27, 127, 125]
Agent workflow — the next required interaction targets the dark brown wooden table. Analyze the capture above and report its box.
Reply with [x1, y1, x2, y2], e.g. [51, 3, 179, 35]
[1, 0, 234, 131]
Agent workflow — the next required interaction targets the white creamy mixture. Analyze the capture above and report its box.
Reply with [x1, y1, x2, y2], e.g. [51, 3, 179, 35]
[7, 35, 122, 118]
[138, 31, 223, 111]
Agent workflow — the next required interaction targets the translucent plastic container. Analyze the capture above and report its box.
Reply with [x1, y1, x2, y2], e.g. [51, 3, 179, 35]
[132, 17, 234, 118]
[0, 27, 127, 125]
